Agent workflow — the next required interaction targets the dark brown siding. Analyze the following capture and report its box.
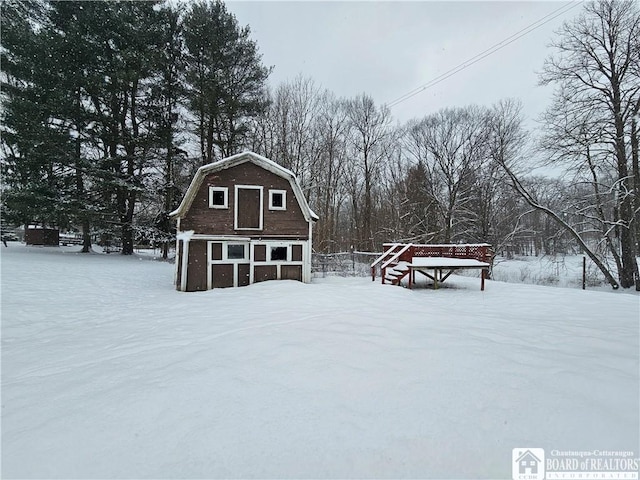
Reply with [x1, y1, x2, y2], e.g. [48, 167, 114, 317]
[212, 264, 234, 288]
[238, 264, 250, 286]
[211, 242, 222, 260]
[292, 245, 303, 262]
[186, 240, 208, 291]
[254, 244, 266, 261]
[254, 265, 277, 283]
[180, 161, 309, 238]
[281, 265, 302, 281]
[237, 188, 261, 229]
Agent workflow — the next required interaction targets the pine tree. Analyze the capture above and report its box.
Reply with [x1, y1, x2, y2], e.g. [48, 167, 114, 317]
[183, 0, 271, 163]
[149, 5, 188, 259]
[76, 1, 164, 254]
[1, 0, 77, 229]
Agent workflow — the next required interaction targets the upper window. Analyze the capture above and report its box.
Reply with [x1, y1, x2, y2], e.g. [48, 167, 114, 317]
[209, 186, 228, 209]
[269, 189, 287, 211]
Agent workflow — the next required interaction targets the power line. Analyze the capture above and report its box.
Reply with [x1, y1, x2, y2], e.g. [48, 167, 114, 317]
[386, 1, 582, 109]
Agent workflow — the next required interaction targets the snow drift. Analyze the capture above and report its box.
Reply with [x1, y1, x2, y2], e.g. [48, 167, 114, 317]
[1, 245, 638, 478]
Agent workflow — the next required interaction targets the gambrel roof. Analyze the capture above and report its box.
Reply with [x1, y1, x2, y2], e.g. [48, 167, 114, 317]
[170, 151, 319, 222]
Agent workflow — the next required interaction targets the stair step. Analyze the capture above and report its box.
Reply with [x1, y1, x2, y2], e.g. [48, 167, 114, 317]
[383, 260, 412, 285]
[387, 267, 409, 276]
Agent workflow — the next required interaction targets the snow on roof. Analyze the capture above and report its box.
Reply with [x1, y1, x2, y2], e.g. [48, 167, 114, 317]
[170, 151, 319, 222]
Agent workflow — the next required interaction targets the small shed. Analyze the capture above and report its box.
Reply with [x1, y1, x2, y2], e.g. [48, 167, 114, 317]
[25, 226, 59, 246]
[170, 151, 318, 291]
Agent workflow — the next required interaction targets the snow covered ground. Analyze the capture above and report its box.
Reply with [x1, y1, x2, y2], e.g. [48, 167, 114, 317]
[1, 244, 638, 478]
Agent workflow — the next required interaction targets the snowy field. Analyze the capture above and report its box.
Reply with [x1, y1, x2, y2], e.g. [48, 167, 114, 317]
[1, 244, 639, 478]
[491, 254, 619, 289]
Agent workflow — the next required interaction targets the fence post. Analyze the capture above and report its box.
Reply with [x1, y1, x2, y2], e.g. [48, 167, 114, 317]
[582, 256, 586, 290]
[351, 246, 355, 274]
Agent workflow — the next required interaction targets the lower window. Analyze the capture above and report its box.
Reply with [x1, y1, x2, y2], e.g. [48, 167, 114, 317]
[270, 246, 287, 261]
[227, 244, 246, 260]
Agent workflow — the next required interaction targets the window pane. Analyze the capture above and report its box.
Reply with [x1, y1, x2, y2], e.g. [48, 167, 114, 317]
[272, 192, 283, 208]
[227, 244, 245, 259]
[271, 246, 287, 261]
[211, 190, 225, 206]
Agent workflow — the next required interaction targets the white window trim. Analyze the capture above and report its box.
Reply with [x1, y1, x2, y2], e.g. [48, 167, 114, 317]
[234, 185, 263, 231]
[269, 244, 290, 262]
[268, 189, 287, 211]
[207, 240, 250, 289]
[208, 241, 249, 263]
[209, 186, 228, 209]
[224, 242, 249, 262]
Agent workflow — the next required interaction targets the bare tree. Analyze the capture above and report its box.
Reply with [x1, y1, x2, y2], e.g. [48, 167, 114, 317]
[540, 95, 624, 274]
[345, 94, 392, 250]
[404, 106, 489, 243]
[491, 100, 621, 288]
[312, 93, 350, 252]
[540, 0, 640, 288]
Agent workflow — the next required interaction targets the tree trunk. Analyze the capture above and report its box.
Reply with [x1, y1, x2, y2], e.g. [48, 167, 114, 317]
[74, 87, 92, 253]
[121, 219, 134, 255]
[363, 158, 372, 251]
[120, 149, 136, 255]
[614, 114, 636, 288]
[162, 120, 174, 260]
[82, 219, 91, 253]
[586, 146, 623, 277]
[631, 112, 639, 262]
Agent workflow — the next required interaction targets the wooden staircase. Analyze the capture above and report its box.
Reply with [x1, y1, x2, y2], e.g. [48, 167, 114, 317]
[370, 243, 413, 286]
[384, 261, 411, 285]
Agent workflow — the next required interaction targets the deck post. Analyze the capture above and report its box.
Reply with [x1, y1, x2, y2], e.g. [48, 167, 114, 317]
[481, 268, 486, 291]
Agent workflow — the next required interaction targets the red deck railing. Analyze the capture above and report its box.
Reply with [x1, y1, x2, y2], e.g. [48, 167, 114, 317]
[395, 243, 493, 263]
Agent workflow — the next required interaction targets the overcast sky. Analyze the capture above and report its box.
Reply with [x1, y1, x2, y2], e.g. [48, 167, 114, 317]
[226, 1, 581, 126]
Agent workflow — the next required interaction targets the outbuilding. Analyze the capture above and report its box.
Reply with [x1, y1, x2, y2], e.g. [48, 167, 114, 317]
[25, 226, 59, 246]
[170, 151, 318, 291]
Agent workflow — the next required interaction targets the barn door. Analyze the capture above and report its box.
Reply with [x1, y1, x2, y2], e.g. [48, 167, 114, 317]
[235, 186, 263, 230]
[186, 240, 208, 291]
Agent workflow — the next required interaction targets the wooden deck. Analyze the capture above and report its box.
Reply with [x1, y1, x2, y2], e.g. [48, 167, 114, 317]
[371, 243, 493, 290]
